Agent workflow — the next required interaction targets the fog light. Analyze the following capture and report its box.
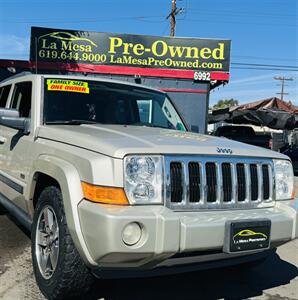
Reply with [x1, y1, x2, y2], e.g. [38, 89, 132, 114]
[122, 222, 142, 246]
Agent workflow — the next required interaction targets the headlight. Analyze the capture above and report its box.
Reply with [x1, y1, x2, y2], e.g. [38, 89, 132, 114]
[274, 159, 294, 200]
[124, 155, 163, 204]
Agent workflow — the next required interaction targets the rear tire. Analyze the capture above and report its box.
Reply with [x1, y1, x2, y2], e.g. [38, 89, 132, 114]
[31, 186, 94, 300]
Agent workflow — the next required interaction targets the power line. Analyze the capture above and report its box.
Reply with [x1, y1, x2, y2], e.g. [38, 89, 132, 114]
[180, 18, 295, 27]
[3, 10, 295, 28]
[2, 15, 167, 24]
[232, 67, 298, 71]
[233, 55, 298, 62]
[177, 0, 188, 20]
[187, 8, 296, 18]
[161, 22, 171, 36]
[231, 62, 298, 69]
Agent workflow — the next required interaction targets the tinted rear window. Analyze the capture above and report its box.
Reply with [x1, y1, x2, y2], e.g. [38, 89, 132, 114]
[216, 126, 255, 137]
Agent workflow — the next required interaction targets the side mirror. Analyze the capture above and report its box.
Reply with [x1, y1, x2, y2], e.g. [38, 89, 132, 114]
[0, 109, 30, 134]
[0, 108, 19, 118]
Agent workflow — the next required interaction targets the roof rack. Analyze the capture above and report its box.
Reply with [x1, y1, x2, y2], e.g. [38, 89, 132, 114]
[0, 71, 33, 84]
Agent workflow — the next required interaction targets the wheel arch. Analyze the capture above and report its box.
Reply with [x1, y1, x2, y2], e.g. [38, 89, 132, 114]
[27, 155, 97, 266]
[32, 173, 61, 209]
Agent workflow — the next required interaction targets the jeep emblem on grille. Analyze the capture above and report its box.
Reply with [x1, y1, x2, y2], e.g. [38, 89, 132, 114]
[216, 147, 233, 154]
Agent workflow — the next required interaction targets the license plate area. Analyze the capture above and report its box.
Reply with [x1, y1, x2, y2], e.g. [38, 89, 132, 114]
[224, 219, 271, 253]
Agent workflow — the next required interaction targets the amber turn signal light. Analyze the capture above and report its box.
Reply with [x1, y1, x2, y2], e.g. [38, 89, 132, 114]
[81, 182, 129, 205]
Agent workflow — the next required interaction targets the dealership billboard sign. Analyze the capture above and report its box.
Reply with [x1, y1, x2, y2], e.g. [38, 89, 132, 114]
[30, 27, 231, 78]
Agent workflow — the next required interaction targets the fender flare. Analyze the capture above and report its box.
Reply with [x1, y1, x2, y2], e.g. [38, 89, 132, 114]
[27, 154, 97, 267]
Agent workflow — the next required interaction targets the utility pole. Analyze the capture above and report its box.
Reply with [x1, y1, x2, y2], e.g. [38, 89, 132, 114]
[170, 0, 177, 37]
[166, 0, 184, 37]
[273, 76, 294, 100]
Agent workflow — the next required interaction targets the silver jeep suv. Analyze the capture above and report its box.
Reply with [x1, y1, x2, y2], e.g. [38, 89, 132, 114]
[0, 74, 297, 299]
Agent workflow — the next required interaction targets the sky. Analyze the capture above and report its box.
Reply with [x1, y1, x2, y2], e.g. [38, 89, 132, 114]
[0, 0, 297, 106]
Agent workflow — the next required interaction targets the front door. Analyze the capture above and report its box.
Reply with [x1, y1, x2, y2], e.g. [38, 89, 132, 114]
[0, 81, 33, 211]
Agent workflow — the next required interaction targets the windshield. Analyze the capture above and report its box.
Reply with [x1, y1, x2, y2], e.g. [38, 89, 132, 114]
[43, 78, 186, 131]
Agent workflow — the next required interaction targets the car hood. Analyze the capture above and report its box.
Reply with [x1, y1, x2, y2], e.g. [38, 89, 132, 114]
[37, 124, 287, 160]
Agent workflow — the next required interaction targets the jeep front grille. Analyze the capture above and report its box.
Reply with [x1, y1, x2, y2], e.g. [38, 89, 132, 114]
[189, 162, 201, 203]
[236, 163, 246, 202]
[165, 156, 275, 210]
[170, 162, 183, 203]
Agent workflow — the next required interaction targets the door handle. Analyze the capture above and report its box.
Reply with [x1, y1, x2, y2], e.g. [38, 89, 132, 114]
[0, 136, 7, 144]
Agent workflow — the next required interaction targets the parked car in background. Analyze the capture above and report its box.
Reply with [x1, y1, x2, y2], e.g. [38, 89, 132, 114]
[214, 125, 272, 149]
[282, 146, 298, 175]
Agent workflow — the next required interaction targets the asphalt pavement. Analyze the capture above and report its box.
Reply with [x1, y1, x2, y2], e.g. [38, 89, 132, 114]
[0, 178, 297, 300]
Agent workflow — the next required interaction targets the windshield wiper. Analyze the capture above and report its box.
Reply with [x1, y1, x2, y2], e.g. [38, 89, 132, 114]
[129, 122, 173, 129]
[46, 120, 97, 125]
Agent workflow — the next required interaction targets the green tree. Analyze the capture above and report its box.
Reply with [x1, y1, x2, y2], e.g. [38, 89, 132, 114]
[212, 99, 239, 110]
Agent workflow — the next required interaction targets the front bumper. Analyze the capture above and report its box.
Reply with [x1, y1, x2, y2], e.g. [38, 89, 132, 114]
[78, 198, 298, 270]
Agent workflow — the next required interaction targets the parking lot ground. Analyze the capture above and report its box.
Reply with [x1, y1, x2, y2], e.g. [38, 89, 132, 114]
[0, 177, 297, 300]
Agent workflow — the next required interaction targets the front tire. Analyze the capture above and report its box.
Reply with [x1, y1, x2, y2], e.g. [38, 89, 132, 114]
[0, 204, 7, 215]
[31, 186, 94, 300]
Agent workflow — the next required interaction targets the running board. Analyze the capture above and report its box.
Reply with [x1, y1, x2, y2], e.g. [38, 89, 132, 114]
[0, 192, 32, 232]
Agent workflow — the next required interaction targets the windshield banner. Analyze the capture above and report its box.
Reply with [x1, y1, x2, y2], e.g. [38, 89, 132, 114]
[30, 27, 231, 73]
[46, 79, 90, 94]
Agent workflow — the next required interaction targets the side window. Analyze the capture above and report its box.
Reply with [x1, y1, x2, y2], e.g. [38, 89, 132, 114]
[0, 85, 11, 108]
[10, 82, 32, 118]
